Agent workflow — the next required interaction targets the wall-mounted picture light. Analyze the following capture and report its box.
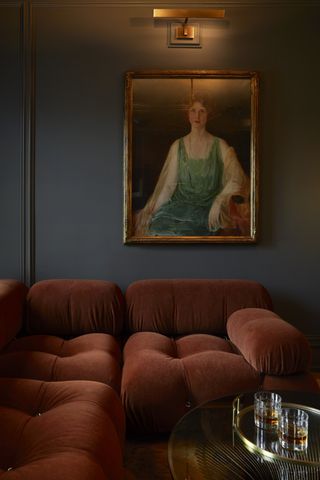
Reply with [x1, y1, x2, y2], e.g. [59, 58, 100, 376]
[153, 8, 226, 48]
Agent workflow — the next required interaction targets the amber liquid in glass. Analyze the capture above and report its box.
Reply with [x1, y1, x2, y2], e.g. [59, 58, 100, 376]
[279, 426, 308, 449]
[255, 408, 279, 429]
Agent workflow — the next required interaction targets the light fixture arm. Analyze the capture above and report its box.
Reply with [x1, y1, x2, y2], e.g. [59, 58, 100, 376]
[183, 17, 189, 37]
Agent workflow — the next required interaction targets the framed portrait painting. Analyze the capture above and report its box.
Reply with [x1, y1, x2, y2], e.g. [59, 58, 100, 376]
[123, 70, 259, 244]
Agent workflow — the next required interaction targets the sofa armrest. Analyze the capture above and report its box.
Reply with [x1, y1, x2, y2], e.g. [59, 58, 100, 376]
[0, 280, 28, 349]
[226, 308, 311, 375]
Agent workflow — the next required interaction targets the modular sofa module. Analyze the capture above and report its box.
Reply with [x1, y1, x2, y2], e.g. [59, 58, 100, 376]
[121, 279, 318, 433]
[0, 279, 125, 480]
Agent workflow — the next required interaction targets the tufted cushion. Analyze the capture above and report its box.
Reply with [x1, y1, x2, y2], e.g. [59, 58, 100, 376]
[0, 333, 122, 392]
[125, 279, 272, 336]
[26, 279, 124, 336]
[0, 280, 28, 350]
[227, 308, 312, 375]
[121, 332, 261, 433]
[0, 378, 125, 479]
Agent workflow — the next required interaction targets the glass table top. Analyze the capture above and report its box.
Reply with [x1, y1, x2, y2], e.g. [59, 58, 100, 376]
[168, 391, 320, 480]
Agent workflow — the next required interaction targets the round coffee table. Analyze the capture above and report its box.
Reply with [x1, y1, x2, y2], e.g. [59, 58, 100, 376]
[168, 391, 320, 479]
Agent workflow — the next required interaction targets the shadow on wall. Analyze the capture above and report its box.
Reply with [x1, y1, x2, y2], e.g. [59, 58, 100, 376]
[271, 295, 317, 330]
[263, 293, 320, 371]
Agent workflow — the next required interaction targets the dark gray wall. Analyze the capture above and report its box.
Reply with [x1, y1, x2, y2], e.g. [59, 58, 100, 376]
[1, 1, 320, 335]
[0, 4, 22, 278]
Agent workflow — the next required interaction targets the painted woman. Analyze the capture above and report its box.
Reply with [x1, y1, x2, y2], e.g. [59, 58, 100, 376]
[135, 98, 250, 236]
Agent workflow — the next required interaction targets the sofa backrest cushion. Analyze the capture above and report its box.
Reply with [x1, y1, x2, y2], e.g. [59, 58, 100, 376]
[26, 279, 125, 337]
[0, 280, 28, 349]
[125, 279, 273, 336]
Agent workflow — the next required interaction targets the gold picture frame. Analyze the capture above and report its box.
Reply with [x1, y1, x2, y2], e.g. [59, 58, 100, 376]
[124, 70, 259, 244]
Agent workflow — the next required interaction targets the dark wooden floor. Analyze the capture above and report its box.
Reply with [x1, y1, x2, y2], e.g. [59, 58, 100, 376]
[124, 434, 172, 480]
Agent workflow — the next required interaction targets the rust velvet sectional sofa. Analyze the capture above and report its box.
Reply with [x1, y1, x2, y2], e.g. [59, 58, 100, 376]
[0, 278, 318, 478]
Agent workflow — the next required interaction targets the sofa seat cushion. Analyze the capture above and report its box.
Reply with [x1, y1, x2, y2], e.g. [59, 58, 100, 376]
[0, 333, 122, 393]
[0, 378, 125, 480]
[121, 332, 261, 433]
[262, 373, 320, 393]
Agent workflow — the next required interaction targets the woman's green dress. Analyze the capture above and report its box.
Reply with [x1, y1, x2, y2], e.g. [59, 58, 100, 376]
[149, 137, 224, 236]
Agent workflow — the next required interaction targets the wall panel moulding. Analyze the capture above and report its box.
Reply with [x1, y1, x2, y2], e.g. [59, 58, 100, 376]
[28, 1, 320, 6]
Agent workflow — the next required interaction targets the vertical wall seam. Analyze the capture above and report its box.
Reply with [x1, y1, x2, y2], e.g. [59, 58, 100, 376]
[21, 0, 36, 286]
[19, 1, 25, 283]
